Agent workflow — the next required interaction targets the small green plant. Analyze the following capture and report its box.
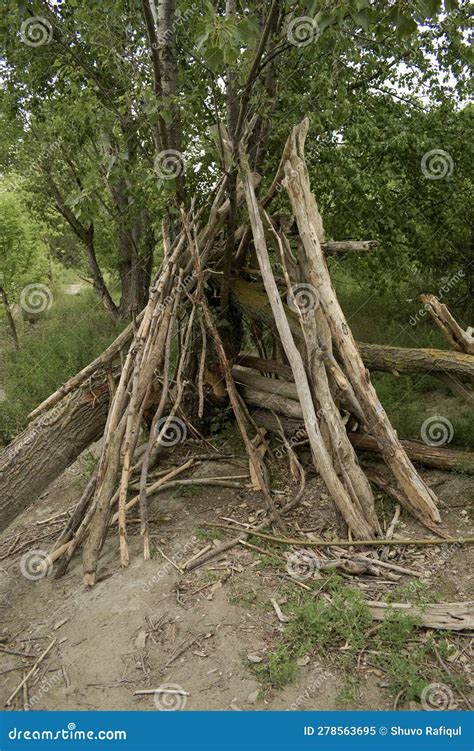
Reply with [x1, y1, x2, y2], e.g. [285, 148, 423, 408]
[176, 484, 200, 498]
[214, 420, 244, 453]
[196, 527, 224, 542]
[79, 450, 98, 478]
[376, 608, 420, 649]
[253, 646, 297, 689]
[387, 580, 439, 606]
[252, 581, 372, 689]
[229, 588, 259, 609]
[336, 677, 360, 708]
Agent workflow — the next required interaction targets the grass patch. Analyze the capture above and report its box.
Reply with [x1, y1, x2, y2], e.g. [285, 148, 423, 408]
[336, 677, 360, 708]
[195, 527, 224, 542]
[386, 580, 437, 606]
[253, 647, 298, 689]
[288, 582, 371, 654]
[250, 577, 371, 690]
[248, 574, 465, 707]
[0, 289, 123, 444]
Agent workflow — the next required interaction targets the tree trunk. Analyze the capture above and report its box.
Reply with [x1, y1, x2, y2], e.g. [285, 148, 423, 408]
[0, 382, 109, 532]
[83, 225, 119, 319]
[46, 170, 118, 319]
[0, 286, 20, 349]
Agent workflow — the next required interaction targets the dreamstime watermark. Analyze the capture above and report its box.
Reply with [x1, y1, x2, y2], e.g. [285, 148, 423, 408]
[20, 283, 53, 315]
[142, 535, 199, 593]
[287, 16, 320, 48]
[421, 682, 454, 710]
[154, 149, 185, 180]
[0, 385, 5, 403]
[421, 149, 454, 180]
[24, 670, 62, 710]
[278, 160, 305, 193]
[153, 684, 188, 711]
[402, 537, 464, 592]
[274, 411, 330, 461]
[157, 271, 196, 313]
[27, 138, 63, 179]
[420, 416, 454, 447]
[289, 667, 332, 710]
[409, 269, 465, 326]
[287, 283, 319, 315]
[155, 416, 187, 446]
[152, 3, 198, 49]
[5, 396, 70, 463]
[286, 549, 321, 581]
[20, 549, 53, 581]
[20, 17, 53, 47]
[8, 725, 127, 741]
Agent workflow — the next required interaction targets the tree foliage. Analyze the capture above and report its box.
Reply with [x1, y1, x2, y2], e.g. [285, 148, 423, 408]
[0, 0, 471, 314]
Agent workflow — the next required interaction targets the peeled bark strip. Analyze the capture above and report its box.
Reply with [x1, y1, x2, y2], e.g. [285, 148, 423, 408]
[283, 119, 441, 525]
[420, 294, 474, 355]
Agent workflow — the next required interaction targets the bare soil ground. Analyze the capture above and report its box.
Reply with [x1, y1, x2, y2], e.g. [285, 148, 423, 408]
[0, 443, 473, 712]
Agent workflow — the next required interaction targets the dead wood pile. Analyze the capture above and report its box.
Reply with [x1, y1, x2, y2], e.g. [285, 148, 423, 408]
[2, 119, 474, 586]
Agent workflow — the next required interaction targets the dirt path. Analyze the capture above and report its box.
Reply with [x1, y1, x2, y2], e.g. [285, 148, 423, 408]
[0, 445, 472, 711]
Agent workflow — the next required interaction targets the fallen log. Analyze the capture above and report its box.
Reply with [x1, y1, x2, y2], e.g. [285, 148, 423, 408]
[249, 404, 474, 473]
[349, 433, 474, 474]
[322, 240, 378, 255]
[231, 279, 474, 382]
[0, 382, 109, 532]
[358, 342, 474, 382]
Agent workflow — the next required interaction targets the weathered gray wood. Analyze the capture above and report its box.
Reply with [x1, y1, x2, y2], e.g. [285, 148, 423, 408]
[367, 601, 474, 631]
[241, 156, 376, 539]
[284, 119, 440, 524]
[420, 294, 474, 355]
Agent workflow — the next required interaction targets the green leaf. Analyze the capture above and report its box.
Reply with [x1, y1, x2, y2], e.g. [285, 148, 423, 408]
[236, 17, 259, 46]
[315, 10, 337, 33]
[195, 30, 210, 50]
[444, 0, 458, 9]
[204, 46, 225, 73]
[160, 109, 173, 124]
[418, 0, 442, 17]
[351, 10, 369, 31]
[396, 14, 418, 37]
